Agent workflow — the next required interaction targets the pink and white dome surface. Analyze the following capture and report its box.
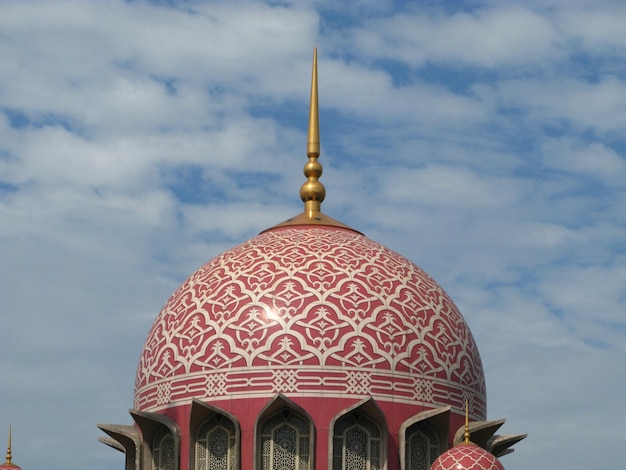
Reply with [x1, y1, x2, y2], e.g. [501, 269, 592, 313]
[0, 463, 20, 470]
[134, 224, 486, 418]
[431, 443, 504, 470]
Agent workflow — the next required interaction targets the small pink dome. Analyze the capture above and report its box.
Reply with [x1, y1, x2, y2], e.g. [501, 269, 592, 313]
[431, 443, 504, 470]
[1, 427, 20, 470]
[0, 464, 21, 470]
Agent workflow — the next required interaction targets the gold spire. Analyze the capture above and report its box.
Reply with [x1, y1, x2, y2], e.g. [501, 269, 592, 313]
[263, 48, 359, 234]
[463, 400, 472, 444]
[261, 48, 359, 233]
[299, 47, 326, 214]
[4, 425, 12, 465]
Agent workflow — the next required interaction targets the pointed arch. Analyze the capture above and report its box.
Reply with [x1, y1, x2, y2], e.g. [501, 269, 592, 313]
[404, 422, 439, 470]
[153, 427, 176, 470]
[399, 407, 450, 470]
[255, 394, 314, 470]
[131, 409, 180, 470]
[190, 400, 240, 470]
[330, 398, 387, 470]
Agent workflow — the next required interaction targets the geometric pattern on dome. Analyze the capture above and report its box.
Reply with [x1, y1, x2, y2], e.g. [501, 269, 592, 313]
[135, 227, 486, 416]
[430, 445, 504, 470]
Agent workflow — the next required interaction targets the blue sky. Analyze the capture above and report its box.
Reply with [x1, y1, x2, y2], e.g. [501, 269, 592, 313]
[1, 1, 625, 469]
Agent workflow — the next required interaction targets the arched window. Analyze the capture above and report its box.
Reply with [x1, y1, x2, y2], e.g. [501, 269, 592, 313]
[405, 422, 440, 470]
[333, 411, 382, 470]
[196, 414, 237, 470]
[259, 409, 311, 470]
[153, 427, 175, 470]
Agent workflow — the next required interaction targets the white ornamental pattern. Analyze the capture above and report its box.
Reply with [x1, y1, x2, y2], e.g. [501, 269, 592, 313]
[431, 445, 504, 470]
[135, 227, 486, 416]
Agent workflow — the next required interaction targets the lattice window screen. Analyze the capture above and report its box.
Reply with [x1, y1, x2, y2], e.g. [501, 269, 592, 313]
[405, 423, 440, 470]
[196, 414, 237, 470]
[153, 428, 175, 470]
[259, 410, 311, 470]
[332, 412, 382, 470]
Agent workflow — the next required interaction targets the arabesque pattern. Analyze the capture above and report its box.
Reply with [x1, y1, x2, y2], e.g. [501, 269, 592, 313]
[134, 226, 486, 415]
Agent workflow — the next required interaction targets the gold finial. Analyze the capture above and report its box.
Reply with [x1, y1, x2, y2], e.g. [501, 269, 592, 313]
[5, 424, 12, 465]
[261, 48, 359, 234]
[463, 400, 472, 444]
[299, 47, 326, 215]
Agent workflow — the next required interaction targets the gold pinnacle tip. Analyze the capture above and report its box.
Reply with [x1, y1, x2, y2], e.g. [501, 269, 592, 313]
[307, 47, 320, 158]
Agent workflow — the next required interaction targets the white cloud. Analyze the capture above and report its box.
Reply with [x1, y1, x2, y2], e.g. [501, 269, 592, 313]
[349, 5, 561, 68]
[379, 164, 523, 209]
[0, 2, 625, 470]
[559, 3, 626, 51]
[542, 138, 626, 186]
[537, 262, 626, 325]
[495, 75, 626, 134]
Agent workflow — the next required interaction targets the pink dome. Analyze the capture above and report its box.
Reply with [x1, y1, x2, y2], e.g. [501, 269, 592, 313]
[0, 464, 21, 470]
[0, 462, 20, 470]
[134, 224, 486, 417]
[431, 443, 504, 470]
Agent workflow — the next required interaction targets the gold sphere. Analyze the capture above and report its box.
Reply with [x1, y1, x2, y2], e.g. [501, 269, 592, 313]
[303, 160, 323, 179]
[300, 180, 326, 202]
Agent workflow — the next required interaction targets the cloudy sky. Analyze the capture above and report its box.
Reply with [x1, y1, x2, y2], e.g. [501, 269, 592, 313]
[1, 0, 624, 469]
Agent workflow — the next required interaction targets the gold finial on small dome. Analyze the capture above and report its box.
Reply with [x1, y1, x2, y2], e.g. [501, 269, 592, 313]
[4, 424, 12, 465]
[463, 400, 472, 444]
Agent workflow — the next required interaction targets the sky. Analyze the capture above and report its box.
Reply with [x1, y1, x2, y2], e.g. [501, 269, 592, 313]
[0, 0, 625, 469]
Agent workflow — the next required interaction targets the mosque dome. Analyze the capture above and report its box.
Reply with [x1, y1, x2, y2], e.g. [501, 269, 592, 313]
[133, 50, 487, 424]
[134, 223, 486, 415]
[99, 49, 524, 470]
